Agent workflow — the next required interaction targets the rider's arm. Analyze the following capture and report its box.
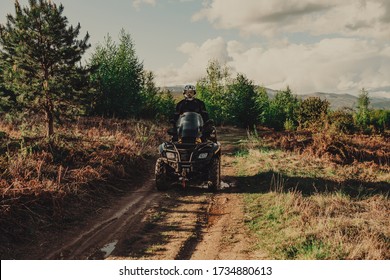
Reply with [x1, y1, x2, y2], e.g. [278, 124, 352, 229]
[174, 101, 183, 122]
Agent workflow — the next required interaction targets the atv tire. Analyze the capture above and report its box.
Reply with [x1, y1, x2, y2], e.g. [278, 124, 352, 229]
[208, 156, 221, 192]
[155, 158, 170, 191]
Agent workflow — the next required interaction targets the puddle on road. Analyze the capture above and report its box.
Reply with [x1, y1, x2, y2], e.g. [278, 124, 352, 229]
[220, 181, 232, 189]
[198, 181, 233, 190]
[100, 240, 118, 258]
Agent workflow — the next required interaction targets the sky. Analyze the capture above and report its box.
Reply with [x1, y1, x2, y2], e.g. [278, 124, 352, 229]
[1, 0, 390, 97]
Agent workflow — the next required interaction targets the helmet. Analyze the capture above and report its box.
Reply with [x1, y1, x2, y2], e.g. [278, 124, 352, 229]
[183, 84, 196, 100]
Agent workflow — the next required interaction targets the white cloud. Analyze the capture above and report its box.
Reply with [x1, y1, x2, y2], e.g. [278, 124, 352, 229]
[132, 0, 157, 10]
[156, 37, 390, 96]
[132, 0, 195, 9]
[156, 37, 231, 86]
[193, 0, 390, 40]
[232, 38, 389, 94]
[155, 0, 390, 96]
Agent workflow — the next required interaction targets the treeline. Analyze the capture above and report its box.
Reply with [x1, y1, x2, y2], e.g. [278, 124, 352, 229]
[0, 0, 175, 138]
[1, 1, 389, 139]
[198, 60, 390, 134]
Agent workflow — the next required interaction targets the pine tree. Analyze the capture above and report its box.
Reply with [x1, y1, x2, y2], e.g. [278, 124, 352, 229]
[0, 65, 11, 112]
[254, 86, 270, 125]
[0, 0, 90, 137]
[227, 73, 259, 127]
[355, 88, 370, 130]
[140, 70, 175, 120]
[89, 30, 143, 118]
[197, 60, 231, 125]
[267, 86, 299, 130]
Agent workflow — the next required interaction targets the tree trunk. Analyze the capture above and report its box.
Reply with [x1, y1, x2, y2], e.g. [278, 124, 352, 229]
[44, 78, 54, 138]
[45, 107, 54, 138]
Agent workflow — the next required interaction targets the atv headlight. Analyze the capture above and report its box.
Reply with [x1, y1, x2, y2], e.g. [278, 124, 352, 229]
[198, 152, 208, 159]
[166, 152, 176, 159]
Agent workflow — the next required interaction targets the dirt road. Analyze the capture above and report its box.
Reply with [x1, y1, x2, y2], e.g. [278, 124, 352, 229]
[41, 128, 264, 260]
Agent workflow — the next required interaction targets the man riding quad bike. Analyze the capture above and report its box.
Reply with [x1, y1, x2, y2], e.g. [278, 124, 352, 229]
[155, 85, 221, 191]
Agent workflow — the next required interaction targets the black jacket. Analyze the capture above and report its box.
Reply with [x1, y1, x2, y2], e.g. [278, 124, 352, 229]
[174, 98, 209, 122]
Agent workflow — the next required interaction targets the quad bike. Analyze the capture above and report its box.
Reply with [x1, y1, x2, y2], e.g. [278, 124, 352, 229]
[155, 112, 221, 191]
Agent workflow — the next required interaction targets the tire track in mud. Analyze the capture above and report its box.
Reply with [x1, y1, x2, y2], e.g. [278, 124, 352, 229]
[46, 179, 161, 259]
[145, 130, 246, 260]
[174, 196, 214, 260]
[113, 187, 216, 260]
[185, 127, 261, 260]
[171, 182, 254, 260]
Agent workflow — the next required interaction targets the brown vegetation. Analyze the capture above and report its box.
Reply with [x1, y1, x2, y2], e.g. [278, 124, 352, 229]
[259, 129, 390, 166]
[0, 116, 166, 256]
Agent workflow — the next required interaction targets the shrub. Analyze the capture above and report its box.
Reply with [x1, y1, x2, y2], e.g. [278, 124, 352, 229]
[265, 87, 299, 131]
[369, 109, 390, 133]
[329, 108, 356, 134]
[296, 97, 329, 130]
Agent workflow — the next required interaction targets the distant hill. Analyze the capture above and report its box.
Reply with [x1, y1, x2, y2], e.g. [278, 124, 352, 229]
[264, 88, 390, 110]
[163, 86, 183, 101]
[300, 92, 390, 110]
[164, 86, 183, 95]
[165, 86, 390, 110]
[301, 92, 358, 110]
[369, 97, 390, 110]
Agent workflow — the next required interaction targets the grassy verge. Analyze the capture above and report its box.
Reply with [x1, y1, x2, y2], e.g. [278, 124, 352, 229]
[227, 129, 390, 259]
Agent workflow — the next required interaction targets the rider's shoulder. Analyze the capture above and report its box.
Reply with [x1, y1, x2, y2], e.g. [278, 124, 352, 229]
[194, 98, 204, 103]
[177, 99, 186, 106]
[196, 98, 206, 106]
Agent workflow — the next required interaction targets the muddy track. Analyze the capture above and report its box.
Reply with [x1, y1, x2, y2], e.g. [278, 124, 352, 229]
[43, 127, 262, 260]
[46, 180, 160, 259]
[174, 195, 212, 260]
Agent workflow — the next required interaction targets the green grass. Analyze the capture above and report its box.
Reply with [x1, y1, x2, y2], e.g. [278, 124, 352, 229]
[243, 192, 350, 259]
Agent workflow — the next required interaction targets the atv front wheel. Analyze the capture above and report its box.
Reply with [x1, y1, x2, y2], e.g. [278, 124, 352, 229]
[208, 156, 221, 192]
[155, 158, 170, 191]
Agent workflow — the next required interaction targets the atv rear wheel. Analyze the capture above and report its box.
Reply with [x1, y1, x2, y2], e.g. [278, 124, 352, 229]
[208, 156, 221, 192]
[155, 158, 170, 191]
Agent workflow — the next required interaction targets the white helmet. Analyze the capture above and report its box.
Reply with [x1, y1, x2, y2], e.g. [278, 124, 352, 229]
[183, 84, 196, 100]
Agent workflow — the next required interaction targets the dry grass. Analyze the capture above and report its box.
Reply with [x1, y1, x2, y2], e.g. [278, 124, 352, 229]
[0, 116, 167, 255]
[230, 128, 390, 259]
[260, 129, 390, 165]
[245, 190, 389, 259]
[1, 117, 165, 196]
